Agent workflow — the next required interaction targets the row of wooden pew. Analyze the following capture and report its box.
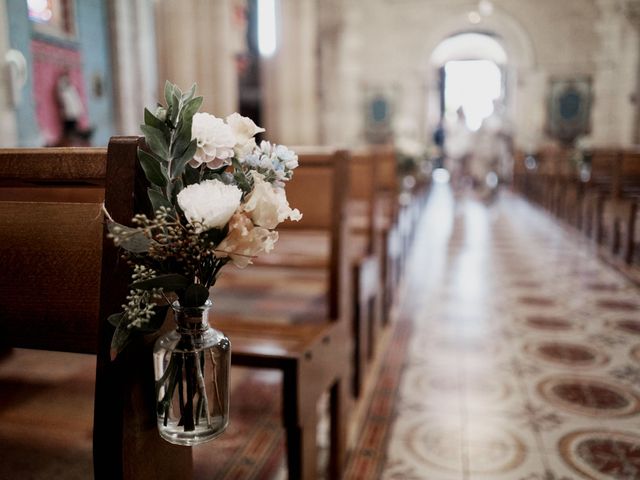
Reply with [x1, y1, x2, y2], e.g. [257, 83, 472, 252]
[0, 138, 429, 479]
[513, 146, 640, 282]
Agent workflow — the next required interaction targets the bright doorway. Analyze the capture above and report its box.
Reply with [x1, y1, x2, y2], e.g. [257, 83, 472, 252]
[444, 59, 502, 131]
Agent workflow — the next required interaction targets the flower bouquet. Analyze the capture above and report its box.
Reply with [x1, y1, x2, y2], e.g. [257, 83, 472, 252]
[107, 81, 301, 445]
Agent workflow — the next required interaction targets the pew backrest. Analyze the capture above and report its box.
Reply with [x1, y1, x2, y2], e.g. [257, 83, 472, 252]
[276, 148, 350, 320]
[0, 148, 107, 353]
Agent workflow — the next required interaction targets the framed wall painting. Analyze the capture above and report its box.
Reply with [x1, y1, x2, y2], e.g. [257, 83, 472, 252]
[364, 89, 394, 144]
[546, 76, 592, 145]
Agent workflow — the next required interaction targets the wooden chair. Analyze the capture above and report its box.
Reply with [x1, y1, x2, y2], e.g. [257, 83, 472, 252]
[214, 149, 351, 479]
[0, 138, 192, 480]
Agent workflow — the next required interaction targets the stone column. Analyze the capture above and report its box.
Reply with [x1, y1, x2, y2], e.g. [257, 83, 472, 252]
[262, 0, 319, 145]
[0, 1, 18, 147]
[316, 0, 363, 146]
[627, 0, 640, 144]
[592, 0, 639, 147]
[110, 0, 158, 134]
[155, 0, 238, 116]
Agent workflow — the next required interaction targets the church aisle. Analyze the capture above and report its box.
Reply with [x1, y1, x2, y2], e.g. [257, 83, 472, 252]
[381, 186, 640, 480]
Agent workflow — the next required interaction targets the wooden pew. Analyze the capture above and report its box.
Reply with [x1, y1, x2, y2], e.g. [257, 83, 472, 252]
[600, 149, 640, 267]
[620, 150, 640, 266]
[372, 147, 403, 323]
[348, 150, 384, 395]
[0, 139, 192, 480]
[213, 149, 351, 479]
[580, 149, 621, 243]
[241, 147, 383, 399]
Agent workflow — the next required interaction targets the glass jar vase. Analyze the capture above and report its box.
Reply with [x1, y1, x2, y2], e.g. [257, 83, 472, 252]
[153, 299, 230, 445]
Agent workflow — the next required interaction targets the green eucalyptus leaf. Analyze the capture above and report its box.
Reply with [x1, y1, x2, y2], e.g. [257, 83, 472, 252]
[143, 108, 168, 134]
[171, 177, 184, 206]
[182, 164, 200, 186]
[147, 188, 173, 213]
[107, 220, 152, 253]
[138, 148, 168, 187]
[233, 170, 252, 194]
[201, 170, 220, 181]
[164, 80, 175, 107]
[181, 284, 210, 308]
[182, 96, 203, 122]
[111, 319, 134, 357]
[107, 312, 124, 328]
[164, 105, 173, 127]
[201, 171, 234, 185]
[140, 125, 169, 160]
[130, 273, 190, 292]
[171, 119, 193, 160]
[202, 167, 231, 182]
[170, 93, 180, 125]
[182, 83, 197, 102]
[170, 139, 197, 179]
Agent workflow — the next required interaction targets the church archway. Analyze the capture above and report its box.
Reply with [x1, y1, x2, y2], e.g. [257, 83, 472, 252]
[432, 33, 507, 131]
[422, 8, 537, 148]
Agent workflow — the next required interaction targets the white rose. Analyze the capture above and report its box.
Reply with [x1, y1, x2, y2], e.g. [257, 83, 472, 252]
[226, 112, 265, 146]
[190, 113, 236, 169]
[177, 179, 242, 232]
[243, 172, 302, 229]
[217, 213, 279, 268]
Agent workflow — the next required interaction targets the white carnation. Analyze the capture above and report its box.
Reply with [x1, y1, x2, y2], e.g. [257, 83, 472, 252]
[177, 179, 242, 232]
[190, 113, 236, 169]
[243, 172, 301, 229]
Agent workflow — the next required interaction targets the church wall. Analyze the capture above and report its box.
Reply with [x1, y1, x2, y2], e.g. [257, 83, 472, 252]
[75, 0, 114, 146]
[0, 0, 18, 146]
[6, 0, 39, 146]
[5, 0, 115, 146]
[328, 0, 639, 150]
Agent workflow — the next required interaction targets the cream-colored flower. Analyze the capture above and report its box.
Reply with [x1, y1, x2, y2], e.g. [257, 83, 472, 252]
[234, 137, 257, 158]
[177, 179, 242, 232]
[190, 112, 236, 169]
[243, 172, 302, 229]
[217, 213, 279, 268]
[226, 112, 265, 146]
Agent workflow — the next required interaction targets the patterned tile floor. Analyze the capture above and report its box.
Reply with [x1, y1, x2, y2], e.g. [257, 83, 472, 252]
[382, 185, 640, 480]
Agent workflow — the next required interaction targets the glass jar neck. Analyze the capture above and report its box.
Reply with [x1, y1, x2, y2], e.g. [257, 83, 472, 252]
[172, 299, 212, 334]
